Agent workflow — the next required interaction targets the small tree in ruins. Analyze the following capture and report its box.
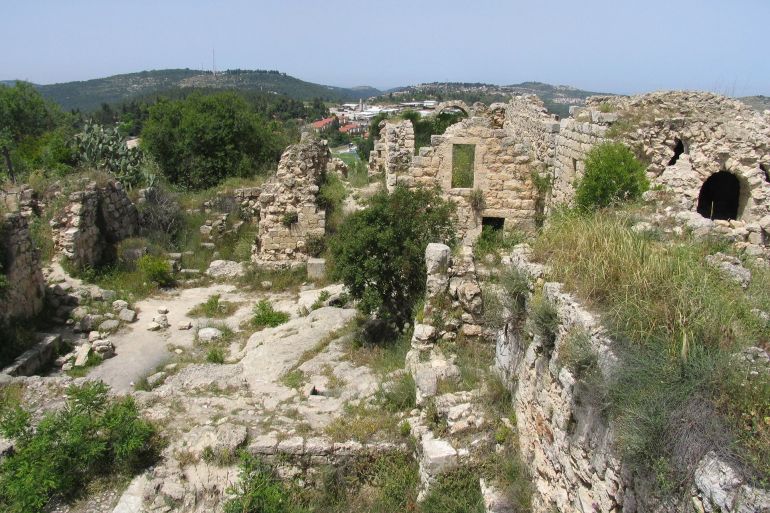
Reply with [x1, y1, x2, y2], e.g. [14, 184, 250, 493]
[329, 186, 455, 330]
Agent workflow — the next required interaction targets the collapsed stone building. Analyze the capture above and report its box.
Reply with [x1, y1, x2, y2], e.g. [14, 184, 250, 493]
[252, 136, 330, 265]
[370, 92, 770, 253]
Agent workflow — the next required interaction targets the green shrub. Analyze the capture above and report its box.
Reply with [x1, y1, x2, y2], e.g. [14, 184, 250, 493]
[469, 188, 486, 211]
[251, 300, 290, 329]
[329, 186, 455, 327]
[142, 92, 287, 190]
[137, 254, 174, 286]
[281, 211, 299, 227]
[0, 382, 159, 513]
[188, 294, 238, 318]
[206, 347, 225, 364]
[575, 142, 648, 210]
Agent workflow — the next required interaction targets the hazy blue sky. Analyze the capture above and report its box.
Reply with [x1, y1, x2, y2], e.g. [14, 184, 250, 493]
[2, 0, 768, 95]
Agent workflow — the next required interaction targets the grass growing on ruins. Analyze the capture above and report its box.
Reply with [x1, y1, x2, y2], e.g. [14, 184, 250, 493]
[531, 208, 770, 489]
[324, 400, 401, 443]
[451, 144, 475, 188]
[188, 294, 239, 318]
[473, 225, 524, 263]
[420, 468, 485, 513]
[239, 265, 308, 292]
[0, 382, 161, 513]
[250, 299, 290, 330]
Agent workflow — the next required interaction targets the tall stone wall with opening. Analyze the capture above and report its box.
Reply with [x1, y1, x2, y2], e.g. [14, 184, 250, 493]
[253, 137, 329, 265]
[399, 106, 542, 241]
[51, 179, 139, 269]
[0, 212, 45, 324]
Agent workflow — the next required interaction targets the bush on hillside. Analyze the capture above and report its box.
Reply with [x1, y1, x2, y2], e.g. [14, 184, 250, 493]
[0, 381, 159, 513]
[136, 254, 173, 286]
[141, 92, 287, 190]
[575, 142, 648, 210]
[329, 186, 455, 328]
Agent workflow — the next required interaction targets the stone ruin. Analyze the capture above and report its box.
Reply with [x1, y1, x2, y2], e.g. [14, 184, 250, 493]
[252, 137, 330, 265]
[51, 179, 139, 268]
[368, 91, 770, 255]
[368, 119, 415, 189]
[0, 211, 45, 324]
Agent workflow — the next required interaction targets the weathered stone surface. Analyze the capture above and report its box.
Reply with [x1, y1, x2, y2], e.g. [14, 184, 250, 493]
[421, 437, 457, 474]
[0, 213, 45, 324]
[206, 259, 245, 279]
[74, 343, 92, 367]
[118, 308, 137, 323]
[98, 319, 120, 332]
[198, 327, 223, 342]
[306, 258, 326, 280]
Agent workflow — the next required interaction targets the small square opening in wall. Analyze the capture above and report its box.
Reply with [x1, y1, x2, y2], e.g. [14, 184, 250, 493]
[452, 144, 475, 188]
[482, 217, 505, 231]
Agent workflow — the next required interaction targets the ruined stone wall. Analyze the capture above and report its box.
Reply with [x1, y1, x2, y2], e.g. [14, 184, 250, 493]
[51, 180, 139, 268]
[551, 92, 770, 254]
[402, 114, 540, 240]
[368, 119, 415, 190]
[0, 212, 45, 324]
[495, 245, 770, 513]
[551, 110, 611, 205]
[253, 138, 329, 264]
[503, 95, 561, 170]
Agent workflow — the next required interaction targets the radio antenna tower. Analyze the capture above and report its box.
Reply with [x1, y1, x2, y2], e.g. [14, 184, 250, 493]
[212, 48, 216, 76]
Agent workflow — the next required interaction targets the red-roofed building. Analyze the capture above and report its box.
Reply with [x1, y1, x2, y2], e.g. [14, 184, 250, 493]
[311, 117, 336, 132]
[339, 123, 364, 136]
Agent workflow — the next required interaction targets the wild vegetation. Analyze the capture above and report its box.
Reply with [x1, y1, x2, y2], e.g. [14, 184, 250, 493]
[0, 382, 160, 513]
[329, 186, 455, 328]
[532, 209, 770, 492]
[574, 142, 648, 210]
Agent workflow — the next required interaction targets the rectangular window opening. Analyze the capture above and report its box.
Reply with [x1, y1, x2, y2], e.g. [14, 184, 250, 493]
[451, 144, 475, 188]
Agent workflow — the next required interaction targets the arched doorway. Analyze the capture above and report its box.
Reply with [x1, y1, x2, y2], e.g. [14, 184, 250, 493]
[696, 171, 741, 220]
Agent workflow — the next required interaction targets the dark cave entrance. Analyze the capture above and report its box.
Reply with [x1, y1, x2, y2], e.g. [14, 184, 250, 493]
[482, 216, 505, 231]
[696, 171, 741, 221]
[668, 139, 686, 166]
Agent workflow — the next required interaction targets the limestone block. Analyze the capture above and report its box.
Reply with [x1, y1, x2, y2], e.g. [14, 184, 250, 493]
[307, 258, 326, 280]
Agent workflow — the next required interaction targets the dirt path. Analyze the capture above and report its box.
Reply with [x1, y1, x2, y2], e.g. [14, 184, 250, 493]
[87, 283, 265, 393]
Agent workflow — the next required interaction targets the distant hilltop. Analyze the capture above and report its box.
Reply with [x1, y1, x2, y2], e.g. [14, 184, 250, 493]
[2, 71, 766, 116]
[1, 69, 382, 112]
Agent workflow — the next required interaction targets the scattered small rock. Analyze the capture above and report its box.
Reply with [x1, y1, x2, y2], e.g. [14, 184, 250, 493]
[118, 308, 137, 323]
[197, 327, 223, 342]
[98, 319, 120, 333]
[177, 320, 193, 330]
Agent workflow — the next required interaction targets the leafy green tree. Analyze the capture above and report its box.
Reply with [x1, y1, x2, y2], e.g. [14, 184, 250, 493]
[141, 92, 286, 189]
[356, 111, 389, 160]
[329, 186, 455, 327]
[575, 142, 648, 210]
[0, 82, 55, 182]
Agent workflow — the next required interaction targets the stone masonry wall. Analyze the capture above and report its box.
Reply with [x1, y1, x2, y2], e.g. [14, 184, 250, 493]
[402, 113, 540, 241]
[51, 180, 139, 268]
[368, 119, 415, 190]
[253, 137, 329, 264]
[0, 212, 45, 324]
[551, 92, 770, 256]
[495, 245, 770, 513]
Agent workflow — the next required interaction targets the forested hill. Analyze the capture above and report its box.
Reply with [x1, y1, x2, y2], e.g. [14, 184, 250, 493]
[5, 69, 381, 112]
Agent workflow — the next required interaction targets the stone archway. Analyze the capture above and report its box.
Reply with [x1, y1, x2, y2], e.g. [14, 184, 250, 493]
[696, 171, 741, 220]
[435, 101, 471, 117]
